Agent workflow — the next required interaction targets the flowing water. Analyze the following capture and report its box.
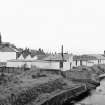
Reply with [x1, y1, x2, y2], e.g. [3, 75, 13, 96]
[74, 79, 105, 105]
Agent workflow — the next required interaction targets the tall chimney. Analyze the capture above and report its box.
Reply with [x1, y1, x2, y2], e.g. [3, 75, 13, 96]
[59, 45, 64, 69]
[0, 32, 2, 44]
[104, 50, 105, 55]
[61, 45, 63, 60]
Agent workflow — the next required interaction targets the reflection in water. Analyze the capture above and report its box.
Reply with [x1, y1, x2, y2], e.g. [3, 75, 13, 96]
[74, 79, 105, 105]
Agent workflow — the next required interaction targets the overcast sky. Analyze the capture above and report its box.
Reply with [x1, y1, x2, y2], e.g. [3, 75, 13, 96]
[0, 0, 105, 54]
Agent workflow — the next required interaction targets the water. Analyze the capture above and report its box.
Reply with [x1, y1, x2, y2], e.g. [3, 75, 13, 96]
[74, 79, 105, 105]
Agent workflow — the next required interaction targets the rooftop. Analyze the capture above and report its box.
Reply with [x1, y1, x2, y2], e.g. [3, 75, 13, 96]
[0, 46, 18, 52]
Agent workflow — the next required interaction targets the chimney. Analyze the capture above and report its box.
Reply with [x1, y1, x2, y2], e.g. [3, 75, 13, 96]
[59, 45, 64, 69]
[61, 45, 63, 59]
[0, 32, 2, 44]
[104, 50, 105, 55]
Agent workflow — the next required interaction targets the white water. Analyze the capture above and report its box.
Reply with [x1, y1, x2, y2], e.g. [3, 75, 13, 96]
[75, 79, 105, 105]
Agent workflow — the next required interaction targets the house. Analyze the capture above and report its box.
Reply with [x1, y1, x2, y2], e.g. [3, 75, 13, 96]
[0, 45, 18, 62]
[7, 53, 73, 71]
[0, 34, 19, 62]
[42, 53, 74, 70]
[88, 54, 105, 64]
[73, 54, 105, 67]
[73, 55, 96, 67]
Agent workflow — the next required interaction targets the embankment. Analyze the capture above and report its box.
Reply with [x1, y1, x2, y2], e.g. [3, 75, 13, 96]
[0, 72, 82, 105]
[0, 64, 104, 105]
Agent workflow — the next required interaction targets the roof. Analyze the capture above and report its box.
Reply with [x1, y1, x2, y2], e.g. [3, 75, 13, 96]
[73, 55, 97, 61]
[89, 54, 105, 60]
[37, 54, 49, 60]
[18, 54, 47, 60]
[17, 54, 24, 60]
[32, 55, 38, 60]
[25, 54, 32, 60]
[73, 54, 105, 61]
[42, 54, 73, 61]
[0, 46, 17, 52]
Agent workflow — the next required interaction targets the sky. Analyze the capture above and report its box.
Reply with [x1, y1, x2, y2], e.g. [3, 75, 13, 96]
[0, 0, 105, 54]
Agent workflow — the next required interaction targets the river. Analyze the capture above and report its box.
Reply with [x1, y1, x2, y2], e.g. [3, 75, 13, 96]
[74, 79, 105, 105]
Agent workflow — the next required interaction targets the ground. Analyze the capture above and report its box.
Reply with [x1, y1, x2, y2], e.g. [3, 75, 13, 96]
[0, 64, 104, 104]
[0, 68, 79, 104]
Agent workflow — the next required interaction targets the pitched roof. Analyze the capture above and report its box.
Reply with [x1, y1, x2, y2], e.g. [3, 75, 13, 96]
[88, 54, 105, 60]
[25, 54, 32, 60]
[32, 55, 38, 60]
[0, 46, 17, 52]
[17, 54, 24, 60]
[73, 55, 97, 61]
[43, 54, 73, 61]
[73, 54, 105, 61]
[37, 54, 49, 60]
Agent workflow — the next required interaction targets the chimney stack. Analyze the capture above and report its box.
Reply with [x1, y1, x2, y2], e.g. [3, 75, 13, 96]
[0, 32, 2, 44]
[104, 50, 105, 55]
[61, 45, 63, 59]
[59, 45, 64, 70]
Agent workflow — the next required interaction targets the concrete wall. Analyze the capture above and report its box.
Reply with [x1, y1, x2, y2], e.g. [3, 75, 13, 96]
[7, 60, 72, 71]
[7, 59, 105, 71]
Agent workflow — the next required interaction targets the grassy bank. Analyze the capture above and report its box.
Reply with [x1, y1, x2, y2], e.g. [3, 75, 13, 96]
[0, 64, 104, 105]
[62, 64, 105, 81]
[0, 68, 79, 105]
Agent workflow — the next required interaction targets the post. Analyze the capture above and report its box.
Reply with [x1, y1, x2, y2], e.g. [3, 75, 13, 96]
[59, 45, 64, 69]
[70, 62, 72, 70]
[59, 45, 64, 75]
[68, 54, 73, 70]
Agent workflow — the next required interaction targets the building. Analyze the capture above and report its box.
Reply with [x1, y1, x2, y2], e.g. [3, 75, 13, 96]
[0, 34, 18, 63]
[42, 53, 74, 70]
[0, 46, 18, 62]
[7, 54, 48, 68]
[73, 54, 105, 67]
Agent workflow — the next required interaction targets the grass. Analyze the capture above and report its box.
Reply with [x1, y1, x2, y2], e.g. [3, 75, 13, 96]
[0, 64, 104, 104]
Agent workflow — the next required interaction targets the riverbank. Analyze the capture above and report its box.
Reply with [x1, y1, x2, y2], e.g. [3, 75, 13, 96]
[73, 78, 105, 105]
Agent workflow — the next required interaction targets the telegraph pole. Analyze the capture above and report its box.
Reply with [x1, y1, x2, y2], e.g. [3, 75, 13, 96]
[60, 45, 64, 71]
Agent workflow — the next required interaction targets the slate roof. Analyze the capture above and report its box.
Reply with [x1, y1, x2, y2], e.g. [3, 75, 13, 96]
[73, 54, 105, 61]
[0, 46, 17, 52]
[42, 54, 73, 61]
[88, 54, 105, 60]
[37, 54, 49, 60]
[17, 54, 48, 60]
